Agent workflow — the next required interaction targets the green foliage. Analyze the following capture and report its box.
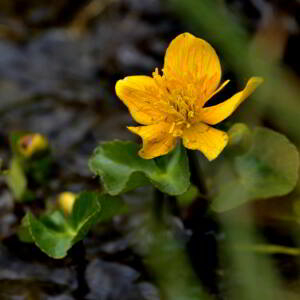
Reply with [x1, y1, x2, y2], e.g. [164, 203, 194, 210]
[89, 141, 190, 196]
[227, 123, 253, 156]
[18, 192, 125, 258]
[211, 127, 299, 212]
[18, 213, 34, 243]
[6, 158, 27, 201]
[233, 244, 300, 256]
[176, 184, 200, 207]
[139, 219, 211, 300]
[9, 131, 27, 156]
[220, 212, 286, 300]
[26, 155, 53, 185]
[6, 132, 52, 202]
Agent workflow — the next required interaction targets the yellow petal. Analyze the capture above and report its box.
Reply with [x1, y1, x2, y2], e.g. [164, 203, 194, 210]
[182, 123, 228, 161]
[116, 76, 167, 125]
[163, 33, 221, 100]
[128, 122, 176, 159]
[193, 80, 230, 121]
[201, 77, 264, 125]
[204, 79, 230, 104]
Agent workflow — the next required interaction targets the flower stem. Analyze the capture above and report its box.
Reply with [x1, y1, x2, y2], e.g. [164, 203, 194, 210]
[70, 241, 89, 298]
[154, 189, 180, 221]
[187, 150, 207, 195]
[153, 189, 165, 221]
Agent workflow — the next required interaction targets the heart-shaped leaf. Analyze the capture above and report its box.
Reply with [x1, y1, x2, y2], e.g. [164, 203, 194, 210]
[88, 141, 190, 196]
[211, 127, 299, 212]
[20, 192, 124, 258]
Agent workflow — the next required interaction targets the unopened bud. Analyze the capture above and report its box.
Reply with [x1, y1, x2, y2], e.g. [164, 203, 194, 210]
[18, 134, 48, 158]
[227, 123, 253, 156]
[58, 192, 76, 215]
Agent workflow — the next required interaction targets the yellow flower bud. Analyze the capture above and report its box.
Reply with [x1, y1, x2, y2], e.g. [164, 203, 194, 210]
[227, 123, 253, 156]
[58, 192, 76, 215]
[18, 134, 49, 158]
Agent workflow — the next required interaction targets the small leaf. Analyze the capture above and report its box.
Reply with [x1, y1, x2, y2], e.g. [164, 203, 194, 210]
[89, 141, 190, 196]
[211, 127, 299, 212]
[17, 214, 34, 243]
[28, 212, 73, 258]
[24, 192, 124, 258]
[6, 158, 27, 201]
[71, 191, 102, 229]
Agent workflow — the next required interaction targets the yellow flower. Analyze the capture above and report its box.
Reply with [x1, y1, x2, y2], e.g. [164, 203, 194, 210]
[58, 192, 76, 215]
[116, 33, 263, 160]
[18, 133, 49, 158]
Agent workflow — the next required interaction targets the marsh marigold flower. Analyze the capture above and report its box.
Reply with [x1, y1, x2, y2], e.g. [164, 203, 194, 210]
[18, 133, 49, 158]
[116, 33, 263, 160]
[58, 192, 76, 215]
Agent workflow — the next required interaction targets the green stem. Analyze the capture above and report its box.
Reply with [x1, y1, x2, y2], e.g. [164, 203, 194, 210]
[187, 150, 207, 195]
[70, 241, 89, 298]
[153, 189, 165, 221]
[234, 244, 300, 256]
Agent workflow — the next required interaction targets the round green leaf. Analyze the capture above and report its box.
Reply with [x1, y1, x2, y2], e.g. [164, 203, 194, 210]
[211, 127, 299, 212]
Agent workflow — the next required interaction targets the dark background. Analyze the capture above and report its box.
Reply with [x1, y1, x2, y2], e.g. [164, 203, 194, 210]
[1, 0, 300, 299]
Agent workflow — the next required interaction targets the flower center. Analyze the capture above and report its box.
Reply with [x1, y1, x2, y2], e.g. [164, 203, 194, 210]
[152, 68, 198, 133]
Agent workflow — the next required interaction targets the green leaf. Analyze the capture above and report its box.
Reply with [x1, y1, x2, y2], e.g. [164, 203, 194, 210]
[95, 192, 128, 222]
[226, 123, 253, 156]
[211, 127, 299, 212]
[88, 141, 190, 196]
[26, 155, 53, 184]
[139, 219, 210, 300]
[6, 158, 27, 201]
[176, 184, 200, 207]
[70, 191, 102, 229]
[28, 211, 73, 258]
[23, 192, 124, 258]
[17, 214, 34, 243]
[151, 143, 190, 195]
[89, 141, 154, 195]
[9, 132, 28, 156]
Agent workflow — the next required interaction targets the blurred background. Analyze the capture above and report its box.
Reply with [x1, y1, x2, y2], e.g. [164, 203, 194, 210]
[1, 0, 300, 299]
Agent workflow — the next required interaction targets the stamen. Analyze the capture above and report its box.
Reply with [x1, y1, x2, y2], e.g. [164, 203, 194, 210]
[176, 120, 184, 126]
[169, 122, 176, 134]
[172, 129, 183, 137]
[151, 67, 197, 123]
[188, 111, 194, 119]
